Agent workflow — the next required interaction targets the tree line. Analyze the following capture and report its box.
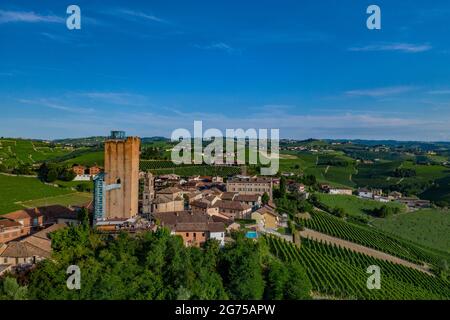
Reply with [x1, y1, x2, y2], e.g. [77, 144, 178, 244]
[0, 220, 312, 300]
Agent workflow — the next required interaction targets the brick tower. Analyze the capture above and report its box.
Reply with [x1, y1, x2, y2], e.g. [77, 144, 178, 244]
[104, 131, 140, 219]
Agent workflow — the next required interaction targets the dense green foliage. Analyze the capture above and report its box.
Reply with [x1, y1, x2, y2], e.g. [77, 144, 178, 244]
[1, 226, 311, 300]
[38, 163, 76, 183]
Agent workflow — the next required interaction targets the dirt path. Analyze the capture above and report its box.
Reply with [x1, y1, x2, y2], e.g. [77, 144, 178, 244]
[299, 228, 433, 276]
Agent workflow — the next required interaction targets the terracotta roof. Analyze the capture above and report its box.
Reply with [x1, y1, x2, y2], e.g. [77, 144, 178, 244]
[191, 200, 209, 209]
[37, 205, 77, 220]
[213, 200, 251, 211]
[174, 222, 209, 232]
[235, 194, 261, 202]
[207, 222, 225, 232]
[220, 192, 238, 201]
[2, 209, 41, 220]
[0, 241, 50, 258]
[153, 211, 210, 227]
[255, 205, 280, 218]
[2, 205, 77, 221]
[211, 215, 232, 225]
[153, 194, 183, 204]
[173, 221, 225, 233]
[30, 223, 66, 240]
[0, 219, 22, 229]
[158, 187, 182, 194]
[22, 224, 67, 255]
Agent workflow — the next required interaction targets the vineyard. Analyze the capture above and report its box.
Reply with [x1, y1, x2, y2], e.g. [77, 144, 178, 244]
[140, 160, 241, 176]
[0, 139, 72, 168]
[297, 210, 447, 267]
[265, 236, 450, 299]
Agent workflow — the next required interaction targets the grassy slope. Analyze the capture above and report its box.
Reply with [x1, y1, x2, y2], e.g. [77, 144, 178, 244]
[280, 152, 357, 188]
[0, 174, 72, 214]
[373, 209, 450, 254]
[63, 151, 104, 167]
[0, 139, 72, 167]
[20, 192, 92, 208]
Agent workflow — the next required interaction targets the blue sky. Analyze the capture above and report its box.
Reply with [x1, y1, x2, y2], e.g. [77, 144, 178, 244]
[1, 0, 450, 140]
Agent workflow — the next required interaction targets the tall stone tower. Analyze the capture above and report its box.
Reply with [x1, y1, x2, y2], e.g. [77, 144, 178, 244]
[104, 131, 140, 219]
[142, 172, 155, 214]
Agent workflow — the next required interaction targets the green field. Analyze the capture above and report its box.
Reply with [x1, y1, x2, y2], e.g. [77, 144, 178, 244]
[63, 151, 104, 166]
[0, 138, 72, 168]
[316, 194, 406, 218]
[279, 152, 357, 188]
[19, 192, 92, 209]
[373, 209, 450, 254]
[0, 174, 73, 214]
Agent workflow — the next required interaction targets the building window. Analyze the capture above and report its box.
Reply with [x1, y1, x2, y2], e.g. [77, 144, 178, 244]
[186, 233, 189, 237]
[202, 233, 205, 236]
[193, 232, 196, 238]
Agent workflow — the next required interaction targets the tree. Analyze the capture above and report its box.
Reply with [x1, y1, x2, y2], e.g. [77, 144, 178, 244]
[332, 207, 347, 218]
[279, 176, 287, 198]
[264, 259, 289, 299]
[77, 207, 90, 227]
[261, 192, 270, 205]
[0, 277, 28, 300]
[46, 169, 58, 182]
[284, 261, 312, 299]
[219, 234, 264, 299]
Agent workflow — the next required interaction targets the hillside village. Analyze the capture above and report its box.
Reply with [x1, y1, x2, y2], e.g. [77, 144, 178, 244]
[0, 135, 449, 300]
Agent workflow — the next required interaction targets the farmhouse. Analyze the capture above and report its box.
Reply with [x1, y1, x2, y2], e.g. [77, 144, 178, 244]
[328, 188, 353, 196]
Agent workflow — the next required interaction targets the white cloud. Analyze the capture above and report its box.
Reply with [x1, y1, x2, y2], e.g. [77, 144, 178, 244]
[0, 10, 63, 24]
[115, 9, 168, 23]
[194, 42, 239, 54]
[349, 43, 432, 53]
[17, 98, 94, 113]
[428, 90, 450, 95]
[80, 92, 149, 106]
[345, 86, 415, 97]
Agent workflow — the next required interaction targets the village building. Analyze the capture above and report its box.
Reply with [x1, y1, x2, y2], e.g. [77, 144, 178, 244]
[251, 205, 280, 229]
[72, 164, 103, 181]
[397, 197, 431, 210]
[328, 188, 353, 196]
[389, 191, 403, 200]
[212, 200, 252, 220]
[152, 211, 225, 247]
[0, 223, 66, 270]
[0, 220, 25, 244]
[358, 188, 373, 199]
[234, 194, 262, 209]
[226, 176, 273, 200]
